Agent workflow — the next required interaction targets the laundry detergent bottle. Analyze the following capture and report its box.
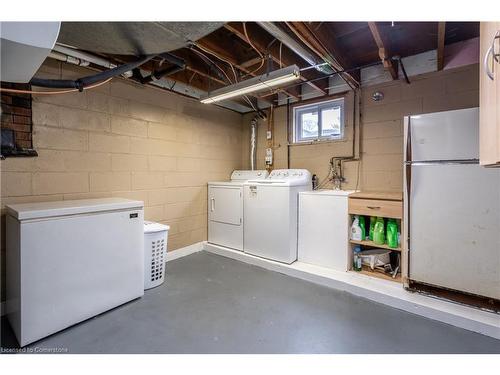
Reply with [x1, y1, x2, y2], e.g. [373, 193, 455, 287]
[373, 217, 385, 245]
[369, 216, 376, 241]
[359, 216, 366, 240]
[386, 219, 398, 248]
[350, 215, 363, 241]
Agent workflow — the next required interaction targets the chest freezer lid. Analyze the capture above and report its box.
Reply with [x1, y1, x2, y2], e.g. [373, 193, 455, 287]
[6, 198, 144, 221]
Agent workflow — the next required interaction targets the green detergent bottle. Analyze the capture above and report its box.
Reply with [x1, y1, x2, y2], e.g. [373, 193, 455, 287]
[373, 217, 385, 245]
[369, 216, 377, 241]
[359, 216, 366, 240]
[386, 219, 398, 248]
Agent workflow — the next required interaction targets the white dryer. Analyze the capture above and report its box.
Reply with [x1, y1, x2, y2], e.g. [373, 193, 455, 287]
[243, 169, 312, 264]
[208, 170, 268, 250]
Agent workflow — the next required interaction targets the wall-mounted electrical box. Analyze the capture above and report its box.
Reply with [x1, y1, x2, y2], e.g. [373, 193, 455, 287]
[265, 148, 273, 165]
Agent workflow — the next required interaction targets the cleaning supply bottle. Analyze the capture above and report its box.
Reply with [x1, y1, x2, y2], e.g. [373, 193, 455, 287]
[350, 216, 363, 241]
[373, 217, 385, 245]
[369, 216, 376, 241]
[386, 219, 398, 248]
[353, 245, 362, 271]
[359, 216, 366, 241]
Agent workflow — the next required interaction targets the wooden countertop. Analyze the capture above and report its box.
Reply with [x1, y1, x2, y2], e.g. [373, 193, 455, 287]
[349, 191, 403, 201]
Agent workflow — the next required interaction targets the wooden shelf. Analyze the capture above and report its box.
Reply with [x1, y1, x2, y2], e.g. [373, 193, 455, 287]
[355, 265, 402, 283]
[349, 239, 401, 252]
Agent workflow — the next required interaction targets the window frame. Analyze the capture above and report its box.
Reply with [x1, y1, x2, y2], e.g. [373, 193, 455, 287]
[292, 97, 345, 144]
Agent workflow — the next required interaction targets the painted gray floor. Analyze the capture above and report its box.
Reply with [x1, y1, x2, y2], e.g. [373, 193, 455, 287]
[2, 251, 500, 354]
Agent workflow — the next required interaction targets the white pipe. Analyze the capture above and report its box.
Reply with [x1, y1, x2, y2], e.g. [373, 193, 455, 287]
[53, 43, 116, 69]
[48, 51, 90, 67]
[250, 117, 258, 170]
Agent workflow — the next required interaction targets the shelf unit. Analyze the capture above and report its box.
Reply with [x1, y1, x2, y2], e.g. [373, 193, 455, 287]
[349, 239, 401, 252]
[358, 265, 402, 282]
[348, 191, 404, 283]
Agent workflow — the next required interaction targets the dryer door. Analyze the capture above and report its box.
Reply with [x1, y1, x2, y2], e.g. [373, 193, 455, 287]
[208, 186, 242, 225]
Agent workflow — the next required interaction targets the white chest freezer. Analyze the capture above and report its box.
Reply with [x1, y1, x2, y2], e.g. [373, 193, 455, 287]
[6, 198, 145, 346]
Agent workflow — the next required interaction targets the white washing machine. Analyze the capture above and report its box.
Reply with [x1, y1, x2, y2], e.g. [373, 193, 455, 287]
[208, 170, 268, 250]
[243, 169, 312, 264]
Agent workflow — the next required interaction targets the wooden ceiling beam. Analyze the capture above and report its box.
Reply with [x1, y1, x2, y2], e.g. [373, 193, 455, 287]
[285, 22, 360, 88]
[224, 22, 329, 97]
[368, 22, 399, 80]
[437, 22, 446, 71]
[195, 36, 300, 101]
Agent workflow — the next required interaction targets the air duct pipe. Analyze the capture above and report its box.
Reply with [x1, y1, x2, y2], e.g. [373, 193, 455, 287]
[257, 22, 334, 75]
[31, 54, 157, 90]
[250, 116, 259, 171]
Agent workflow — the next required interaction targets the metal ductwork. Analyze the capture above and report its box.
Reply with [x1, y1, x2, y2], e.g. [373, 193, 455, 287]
[0, 22, 61, 82]
[257, 22, 334, 75]
[250, 116, 259, 170]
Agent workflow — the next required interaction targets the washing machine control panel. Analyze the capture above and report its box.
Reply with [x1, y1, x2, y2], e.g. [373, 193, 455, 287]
[267, 169, 312, 186]
[231, 170, 269, 181]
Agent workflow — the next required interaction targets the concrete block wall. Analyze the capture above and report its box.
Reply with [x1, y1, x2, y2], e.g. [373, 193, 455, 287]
[242, 64, 479, 192]
[0, 60, 243, 300]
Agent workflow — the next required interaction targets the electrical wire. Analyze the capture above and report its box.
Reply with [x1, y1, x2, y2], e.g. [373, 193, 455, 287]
[243, 22, 265, 76]
[190, 43, 259, 112]
[190, 47, 234, 84]
[0, 77, 113, 95]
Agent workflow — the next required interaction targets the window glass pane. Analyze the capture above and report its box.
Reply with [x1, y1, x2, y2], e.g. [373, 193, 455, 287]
[321, 106, 341, 137]
[300, 110, 318, 138]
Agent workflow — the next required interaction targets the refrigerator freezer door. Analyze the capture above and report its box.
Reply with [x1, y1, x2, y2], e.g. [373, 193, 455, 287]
[409, 163, 500, 299]
[409, 108, 479, 161]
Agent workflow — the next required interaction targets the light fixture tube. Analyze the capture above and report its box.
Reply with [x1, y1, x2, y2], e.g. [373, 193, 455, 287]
[200, 65, 300, 104]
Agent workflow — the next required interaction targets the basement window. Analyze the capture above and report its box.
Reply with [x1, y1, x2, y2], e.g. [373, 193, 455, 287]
[293, 98, 344, 143]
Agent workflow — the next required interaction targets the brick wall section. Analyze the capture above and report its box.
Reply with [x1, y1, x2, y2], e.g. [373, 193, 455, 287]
[1, 83, 33, 149]
[0, 60, 244, 300]
[242, 63, 480, 192]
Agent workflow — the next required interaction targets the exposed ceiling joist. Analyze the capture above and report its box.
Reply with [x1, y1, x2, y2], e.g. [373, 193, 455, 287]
[285, 22, 360, 88]
[437, 22, 446, 71]
[195, 36, 301, 101]
[368, 22, 399, 80]
[224, 22, 328, 97]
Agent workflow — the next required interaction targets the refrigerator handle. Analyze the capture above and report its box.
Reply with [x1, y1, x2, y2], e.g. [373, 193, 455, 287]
[405, 117, 412, 166]
[210, 198, 215, 212]
[405, 116, 412, 198]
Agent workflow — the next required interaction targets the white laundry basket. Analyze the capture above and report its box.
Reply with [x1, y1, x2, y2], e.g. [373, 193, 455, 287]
[144, 221, 170, 290]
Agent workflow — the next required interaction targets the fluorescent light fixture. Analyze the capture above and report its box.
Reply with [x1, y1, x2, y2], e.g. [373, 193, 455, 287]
[200, 65, 300, 104]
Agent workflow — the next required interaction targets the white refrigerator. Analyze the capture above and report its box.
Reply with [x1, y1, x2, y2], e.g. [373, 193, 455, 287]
[403, 108, 500, 300]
